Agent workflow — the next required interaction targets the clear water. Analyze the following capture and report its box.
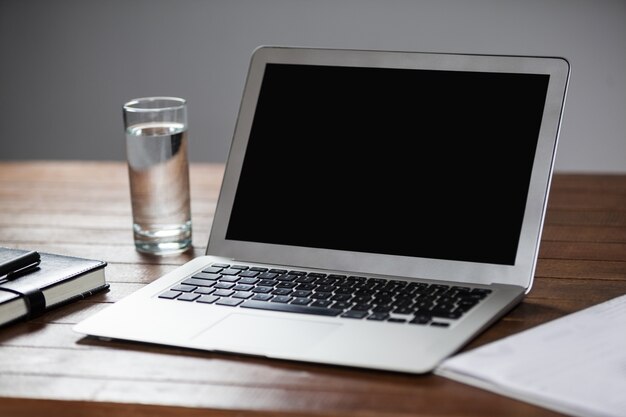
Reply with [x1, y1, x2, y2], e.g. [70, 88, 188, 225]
[126, 122, 192, 254]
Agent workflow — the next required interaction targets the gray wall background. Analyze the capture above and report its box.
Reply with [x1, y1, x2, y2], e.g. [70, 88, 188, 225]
[1, 0, 625, 172]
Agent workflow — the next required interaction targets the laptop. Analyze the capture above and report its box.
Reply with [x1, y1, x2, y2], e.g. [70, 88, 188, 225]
[74, 46, 570, 374]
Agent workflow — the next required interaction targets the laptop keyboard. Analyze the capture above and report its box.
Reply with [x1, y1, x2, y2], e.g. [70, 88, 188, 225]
[158, 263, 492, 327]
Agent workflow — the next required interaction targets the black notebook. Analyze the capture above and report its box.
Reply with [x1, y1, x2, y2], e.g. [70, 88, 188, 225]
[0, 247, 108, 327]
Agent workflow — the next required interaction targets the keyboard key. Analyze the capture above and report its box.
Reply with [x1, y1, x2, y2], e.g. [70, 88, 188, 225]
[410, 314, 432, 325]
[387, 318, 407, 323]
[348, 276, 366, 282]
[216, 297, 243, 307]
[457, 299, 479, 307]
[393, 306, 415, 315]
[219, 275, 240, 283]
[352, 294, 373, 303]
[271, 295, 293, 303]
[193, 272, 220, 281]
[367, 312, 389, 321]
[334, 286, 354, 295]
[251, 286, 273, 294]
[295, 276, 316, 284]
[276, 282, 298, 289]
[456, 303, 477, 313]
[276, 274, 297, 282]
[182, 278, 216, 288]
[249, 267, 268, 272]
[316, 278, 335, 286]
[431, 310, 462, 319]
[435, 302, 455, 311]
[329, 274, 348, 280]
[177, 293, 201, 302]
[171, 284, 197, 293]
[239, 277, 259, 285]
[331, 294, 351, 302]
[341, 310, 368, 319]
[251, 294, 273, 301]
[210, 263, 230, 269]
[372, 305, 393, 313]
[292, 290, 313, 297]
[415, 300, 435, 310]
[220, 268, 241, 276]
[232, 291, 254, 299]
[214, 289, 235, 297]
[311, 292, 332, 300]
[197, 295, 219, 304]
[203, 266, 224, 273]
[310, 300, 333, 308]
[258, 272, 279, 279]
[231, 265, 249, 270]
[430, 321, 450, 328]
[291, 297, 312, 306]
[272, 288, 292, 296]
[194, 287, 216, 295]
[431, 284, 450, 291]
[158, 290, 181, 299]
[233, 284, 254, 291]
[331, 301, 353, 310]
[238, 270, 259, 278]
[214, 282, 235, 290]
[295, 283, 316, 291]
[241, 300, 342, 317]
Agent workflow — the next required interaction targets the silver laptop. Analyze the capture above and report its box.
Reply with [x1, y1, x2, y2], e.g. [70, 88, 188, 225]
[74, 46, 569, 374]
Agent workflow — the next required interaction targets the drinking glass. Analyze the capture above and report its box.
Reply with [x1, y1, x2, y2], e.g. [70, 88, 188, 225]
[123, 97, 192, 255]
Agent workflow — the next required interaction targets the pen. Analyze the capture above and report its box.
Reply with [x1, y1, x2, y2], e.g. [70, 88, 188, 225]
[0, 250, 41, 283]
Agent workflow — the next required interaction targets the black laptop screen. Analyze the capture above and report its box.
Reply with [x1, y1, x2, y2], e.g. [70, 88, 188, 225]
[225, 63, 549, 265]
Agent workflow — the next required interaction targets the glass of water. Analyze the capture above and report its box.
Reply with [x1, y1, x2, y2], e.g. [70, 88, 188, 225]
[123, 97, 192, 255]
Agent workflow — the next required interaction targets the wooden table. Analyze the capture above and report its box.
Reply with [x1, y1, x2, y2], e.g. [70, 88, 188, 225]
[0, 161, 624, 417]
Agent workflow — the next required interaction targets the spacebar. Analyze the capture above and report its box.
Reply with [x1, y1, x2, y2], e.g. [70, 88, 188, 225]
[240, 300, 342, 317]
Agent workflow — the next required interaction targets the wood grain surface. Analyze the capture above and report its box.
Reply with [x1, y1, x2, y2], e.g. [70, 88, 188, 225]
[0, 161, 624, 417]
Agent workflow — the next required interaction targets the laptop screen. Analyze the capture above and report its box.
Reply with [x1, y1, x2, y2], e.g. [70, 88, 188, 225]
[225, 63, 550, 266]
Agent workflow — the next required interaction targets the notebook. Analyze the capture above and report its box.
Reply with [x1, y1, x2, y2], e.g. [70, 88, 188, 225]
[74, 46, 570, 374]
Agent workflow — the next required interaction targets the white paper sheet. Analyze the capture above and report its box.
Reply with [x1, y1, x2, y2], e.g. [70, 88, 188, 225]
[436, 293, 626, 417]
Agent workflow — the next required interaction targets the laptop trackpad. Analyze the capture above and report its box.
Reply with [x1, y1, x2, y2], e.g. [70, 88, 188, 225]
[192, 313, 341, 354]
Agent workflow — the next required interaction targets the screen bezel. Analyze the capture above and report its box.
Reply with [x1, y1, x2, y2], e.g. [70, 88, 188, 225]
[207, 46, 569, 289]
